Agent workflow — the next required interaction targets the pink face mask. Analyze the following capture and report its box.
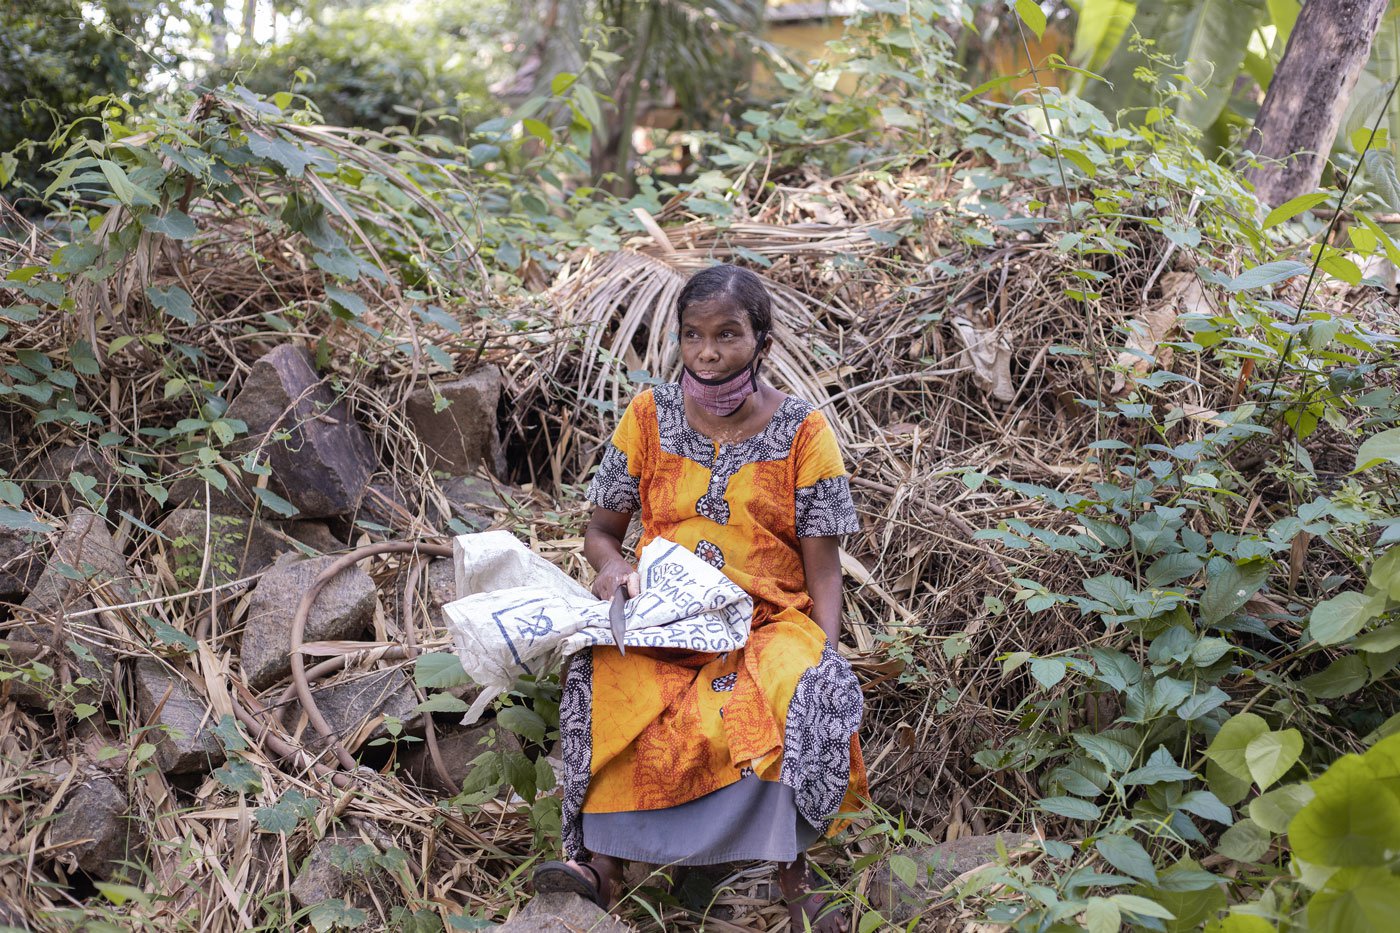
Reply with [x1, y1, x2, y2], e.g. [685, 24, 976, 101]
[681, 331, 767, 417]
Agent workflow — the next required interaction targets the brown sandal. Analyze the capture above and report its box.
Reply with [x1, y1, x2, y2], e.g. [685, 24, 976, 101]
[531, 860, 609, 908]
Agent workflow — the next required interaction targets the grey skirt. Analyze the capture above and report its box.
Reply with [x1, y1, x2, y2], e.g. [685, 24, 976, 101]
[582, 773, 822, 866]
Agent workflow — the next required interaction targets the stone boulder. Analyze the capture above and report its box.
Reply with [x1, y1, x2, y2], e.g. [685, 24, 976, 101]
[27, 444, 125, 514]
[404, 367, 505, 477]
[9, 509, 132, 708]
[239, 553, 376, 690]
[131, 659, 226, 775]
[497, 892, 633, 932]
[0, 527, 44, 601]
[47, 771, 139, 879]
[288, 830, 357, 909]
[287, 668, 418, 754]
[440, 474, 508, 531]
[289, 822, 395, 910]
[159, 509, 286, 591]
[224, 344, 377, 519]
[400, 719, 519, 794]
[867, 833, 1030, 923]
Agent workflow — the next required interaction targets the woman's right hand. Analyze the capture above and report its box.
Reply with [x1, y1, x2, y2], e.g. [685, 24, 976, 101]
[592, 558, 641, 601]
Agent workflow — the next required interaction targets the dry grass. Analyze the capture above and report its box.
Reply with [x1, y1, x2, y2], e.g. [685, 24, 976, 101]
[1, 108, 1395, 931]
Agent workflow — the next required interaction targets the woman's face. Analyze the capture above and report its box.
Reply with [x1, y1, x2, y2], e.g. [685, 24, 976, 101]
[679, 298, 765, 380]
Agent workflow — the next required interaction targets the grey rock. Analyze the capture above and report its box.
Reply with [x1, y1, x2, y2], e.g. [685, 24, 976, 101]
[287, 668, 418, 754]
[131, 659, 226, 775]
[159, 509, 287, 592]
[27, 444, 124, 514]
[439, 474, 509, 532]
[289, 823, 395, 911]
[420, 558, 456, 629]
[274, 520, 345, 555]
[399, 719, 519, 794]
[0, 527, 44, 600]
[224, 344, 378, 518]
[868, 833, 1030, 923]
[9, 509, 132, 708]
[288, 830, 356, 908]
[498, 892, 632, 932]
[357, 479, 422, 534]
[47, 771, 138, 878]
[239, 553, 377, 689]
[405, 367, 505, 476]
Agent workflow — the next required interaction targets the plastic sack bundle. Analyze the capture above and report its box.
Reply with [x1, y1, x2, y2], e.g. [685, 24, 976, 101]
[442, 531, 753, 723]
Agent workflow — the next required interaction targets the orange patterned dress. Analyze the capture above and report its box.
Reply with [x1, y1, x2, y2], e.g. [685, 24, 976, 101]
[559, 383, 867, 864]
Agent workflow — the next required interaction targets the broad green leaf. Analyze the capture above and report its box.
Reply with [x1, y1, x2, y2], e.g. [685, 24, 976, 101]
[1308, 867, 1400, 933]
[1084, 897, 1121, 933]
[252, 486, 297, 518]
[1141, 860, 1226, 930]
[1309, 592, 1381, 645]
[1224, 260, 1310, 292]
[1121, 746, 1195, 786]
[0, 507, 51, 532]
[141, 209, 197, 240]
[1108, 893, 1175, 920]
[1204, 914, 1277, 933]
[1370, 547, 1400, 599]
[1205, 713, 1269, 782]
[1096, 835, 1157, 883]
[1070, 0, 1136, 73]
[1200, 559, 1270, 625]
[1263, 192, 1333, 228]
[413, 652, 474, 689]
[325, 285, 367, 318]
[1248, 784, 1314, 833]
[247, 131, 314, 178]
[146, 285, 197, 325]
[1038, 796, 1102, 820]
[308, 899, 367, 933]
[1351, 623, 1400, 653]
[1355, 427, 1400, 471]
[1147, 552, 1205, 587]
[497, 705, 548, 744]
[1176, 686, 1230, 721]
[1245, 729, 1303, 789]
[1215, 818, 1271, 862]
[415, 693, 470, 714]
[1030, 657, 1068, 688]
[1015, 0, 1047, 39]
[522, 118, 554, 144]
[1218, 761, 1257, 808]
[1301, 655, 1368, 699]
[1290, 754, 1400, 866]
[888, 853, 919, 889]
[1178, 789, 1233, 825]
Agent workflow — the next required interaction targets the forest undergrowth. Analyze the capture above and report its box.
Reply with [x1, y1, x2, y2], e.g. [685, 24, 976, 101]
[2, 2, 1400, 930]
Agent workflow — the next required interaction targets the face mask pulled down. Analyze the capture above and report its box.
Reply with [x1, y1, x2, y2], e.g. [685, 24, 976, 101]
[681, 332, 767, 417]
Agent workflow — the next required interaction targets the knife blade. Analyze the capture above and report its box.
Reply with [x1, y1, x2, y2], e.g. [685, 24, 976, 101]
[609, 584, 628, 654]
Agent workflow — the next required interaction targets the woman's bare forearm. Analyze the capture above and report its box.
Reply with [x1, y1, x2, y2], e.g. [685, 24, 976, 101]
[584, 507, 640, 598]
[799, 535, 843, 645]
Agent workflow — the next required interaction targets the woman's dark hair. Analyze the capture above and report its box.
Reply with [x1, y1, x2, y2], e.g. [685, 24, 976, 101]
[676, 264, 773, 336]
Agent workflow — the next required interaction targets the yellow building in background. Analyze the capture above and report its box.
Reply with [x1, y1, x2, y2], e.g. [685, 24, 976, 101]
[759, 0, 866, 96]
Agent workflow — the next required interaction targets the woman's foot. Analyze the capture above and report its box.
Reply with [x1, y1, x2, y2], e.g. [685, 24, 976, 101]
[778, 857, 850, 933]
[531, 855, 625, 910]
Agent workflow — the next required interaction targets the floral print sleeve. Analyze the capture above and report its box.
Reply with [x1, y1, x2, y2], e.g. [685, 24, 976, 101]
[586, 394, 645, 513]
[792, 412, 858, 537]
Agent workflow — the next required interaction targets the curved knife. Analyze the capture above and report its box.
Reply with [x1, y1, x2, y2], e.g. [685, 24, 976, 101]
[609, 583, 628, 654]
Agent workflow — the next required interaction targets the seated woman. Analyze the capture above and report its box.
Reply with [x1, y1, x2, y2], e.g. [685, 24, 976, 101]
[533, 263, 867, 931]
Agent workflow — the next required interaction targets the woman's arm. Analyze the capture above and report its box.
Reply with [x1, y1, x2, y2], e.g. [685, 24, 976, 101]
[584, 506, 641, 599]
[799, 535, 843, 646]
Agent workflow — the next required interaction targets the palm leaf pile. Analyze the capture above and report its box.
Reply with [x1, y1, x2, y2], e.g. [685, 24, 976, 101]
[0, 94, 1393, 931]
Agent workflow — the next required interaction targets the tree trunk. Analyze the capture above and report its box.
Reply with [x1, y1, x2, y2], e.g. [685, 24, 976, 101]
[1245, 0, 1389, 207]
[210, 2, 228, 61]
[241, 0, 258, 48]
